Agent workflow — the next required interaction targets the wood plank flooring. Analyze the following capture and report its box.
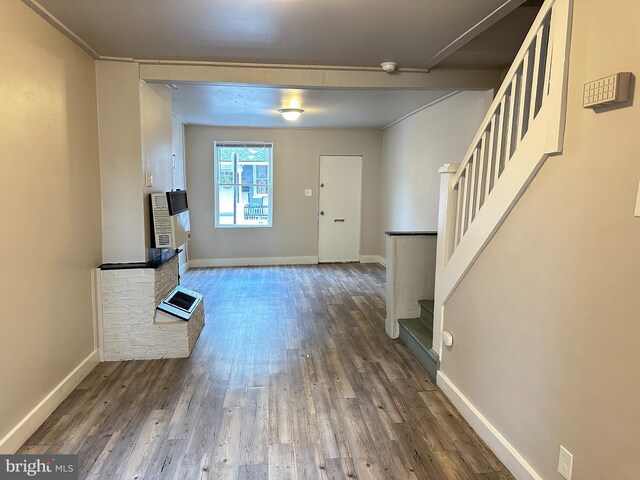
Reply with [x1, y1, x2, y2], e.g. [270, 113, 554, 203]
[19, 264, 514, 480]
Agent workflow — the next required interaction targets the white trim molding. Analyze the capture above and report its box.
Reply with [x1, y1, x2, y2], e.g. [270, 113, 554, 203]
[359, 255, 386, 266]
[179, 262, 190, 275]
[22, 0, 100, 58]
[189, 256, 319, 268]
[437, 372, 543, 480]
[422, 0, 527, 70]
[382, 92, 460, 130]
[91, 267, 103, 354]
[0, 349, 100, 454]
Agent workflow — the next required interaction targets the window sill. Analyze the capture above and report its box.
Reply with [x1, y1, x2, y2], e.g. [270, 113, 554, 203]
[214, 224, 273, 229]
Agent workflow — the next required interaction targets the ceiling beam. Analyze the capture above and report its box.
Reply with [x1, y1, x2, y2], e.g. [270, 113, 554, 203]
[24, 0, 504, 90]
[138, 62, 502, 90]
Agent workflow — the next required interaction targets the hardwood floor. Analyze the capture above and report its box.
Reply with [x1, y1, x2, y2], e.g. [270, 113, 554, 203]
[20, 264, 514, 480]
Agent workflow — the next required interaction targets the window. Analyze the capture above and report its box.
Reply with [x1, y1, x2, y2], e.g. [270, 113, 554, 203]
[214, 142, 273, 227]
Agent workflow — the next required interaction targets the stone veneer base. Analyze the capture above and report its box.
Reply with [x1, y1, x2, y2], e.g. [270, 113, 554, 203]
[100, 256, 205, 361]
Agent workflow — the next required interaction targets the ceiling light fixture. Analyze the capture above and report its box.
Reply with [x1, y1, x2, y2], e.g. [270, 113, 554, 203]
[278, 108, 304, 121]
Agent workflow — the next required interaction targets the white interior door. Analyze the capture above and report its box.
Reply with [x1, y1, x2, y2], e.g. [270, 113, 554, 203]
[318, 155, 362, 263]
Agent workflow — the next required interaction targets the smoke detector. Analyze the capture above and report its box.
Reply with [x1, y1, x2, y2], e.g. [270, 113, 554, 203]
[380, 62, 398, 73]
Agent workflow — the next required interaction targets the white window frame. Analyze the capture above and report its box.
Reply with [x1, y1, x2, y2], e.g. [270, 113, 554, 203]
[214, 141, 274, 228]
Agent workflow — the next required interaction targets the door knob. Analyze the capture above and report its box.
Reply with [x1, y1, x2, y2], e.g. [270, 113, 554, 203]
[320, 211, 325, 216]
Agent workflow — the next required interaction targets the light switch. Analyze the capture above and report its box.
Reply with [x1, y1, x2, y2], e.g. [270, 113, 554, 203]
[145, 171, 153, 187]
[305, 189, 312, 197]
[635, 181, 640, 218]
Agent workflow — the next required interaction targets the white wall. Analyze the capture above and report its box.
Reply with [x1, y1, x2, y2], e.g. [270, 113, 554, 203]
[172, 115, 187, 191]
[185, 126, 382, 263]
[140, 82, 174, 251]
[380, 91, 493, 254]
[441, 1, 640, 479]
[0, 0, 101, 448]
[96, 61, 146, 263]
[172, 115, 189, 271]
[97, 66, 176, 262]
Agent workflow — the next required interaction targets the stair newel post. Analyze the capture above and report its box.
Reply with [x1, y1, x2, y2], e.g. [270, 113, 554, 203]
[433, 163, 460, 356]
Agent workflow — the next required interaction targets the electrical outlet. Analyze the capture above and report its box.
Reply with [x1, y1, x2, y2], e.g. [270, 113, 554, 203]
[305, 189, 312, 197]
[558, 445, 573, 479]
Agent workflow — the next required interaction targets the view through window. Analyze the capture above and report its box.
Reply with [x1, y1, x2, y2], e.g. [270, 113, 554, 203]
[214, 142, 273, 227]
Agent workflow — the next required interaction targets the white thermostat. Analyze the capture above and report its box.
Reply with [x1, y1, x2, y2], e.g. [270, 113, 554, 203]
[583, 72, 632, 109]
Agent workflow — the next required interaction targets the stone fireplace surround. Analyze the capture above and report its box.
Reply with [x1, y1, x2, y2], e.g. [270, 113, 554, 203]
[99, 250, 204, 361]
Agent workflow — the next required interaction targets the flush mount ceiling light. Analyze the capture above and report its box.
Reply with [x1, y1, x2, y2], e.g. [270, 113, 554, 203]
[278, 108, 304, 121]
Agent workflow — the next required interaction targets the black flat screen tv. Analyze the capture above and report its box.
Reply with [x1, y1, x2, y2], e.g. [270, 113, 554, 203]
[167, 190, 188, 215]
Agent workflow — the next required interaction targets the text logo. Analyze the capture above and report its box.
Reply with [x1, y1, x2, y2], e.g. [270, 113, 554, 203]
[0, 455, 77, 480]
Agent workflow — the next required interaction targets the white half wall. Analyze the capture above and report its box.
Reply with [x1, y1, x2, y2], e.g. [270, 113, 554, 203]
[385, 235, 437, 338]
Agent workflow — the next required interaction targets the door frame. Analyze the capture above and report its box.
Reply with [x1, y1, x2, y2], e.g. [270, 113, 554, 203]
[317, 154, 364, 263]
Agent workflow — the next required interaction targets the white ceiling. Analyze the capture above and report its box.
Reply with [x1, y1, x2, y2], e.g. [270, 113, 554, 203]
[31, 0, 521, 68]
[28, 0, 532, 129]
[170, 84, 456, 129]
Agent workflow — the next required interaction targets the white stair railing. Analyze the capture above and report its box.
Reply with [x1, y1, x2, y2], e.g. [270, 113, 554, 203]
[433, 0, 573, 356]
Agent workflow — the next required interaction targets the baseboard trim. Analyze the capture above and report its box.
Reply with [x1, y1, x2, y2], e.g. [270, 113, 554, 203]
[0, 349, 101, 454]
[436, 371, 543, 480]
[189, 256, 319, 268]
[359, 255, 386, 265]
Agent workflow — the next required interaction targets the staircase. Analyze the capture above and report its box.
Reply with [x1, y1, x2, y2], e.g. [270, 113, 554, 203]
[432, 0, 573, 357]
[398, 299, 439, 379]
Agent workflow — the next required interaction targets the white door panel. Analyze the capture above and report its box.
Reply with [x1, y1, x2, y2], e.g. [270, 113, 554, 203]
[318, 155, 362, 262]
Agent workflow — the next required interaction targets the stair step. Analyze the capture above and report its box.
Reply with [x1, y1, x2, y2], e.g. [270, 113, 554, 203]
[398, 318, 439, 380]
[418, 299, 435, 330]
[418, 300, 433, 315]
[398, 317, 431, 345]
[415, 317, 433, 334]
[418, 299, 434, 317]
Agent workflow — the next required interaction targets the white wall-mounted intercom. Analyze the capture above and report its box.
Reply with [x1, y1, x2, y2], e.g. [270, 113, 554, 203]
[583, 72, 632, 109]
